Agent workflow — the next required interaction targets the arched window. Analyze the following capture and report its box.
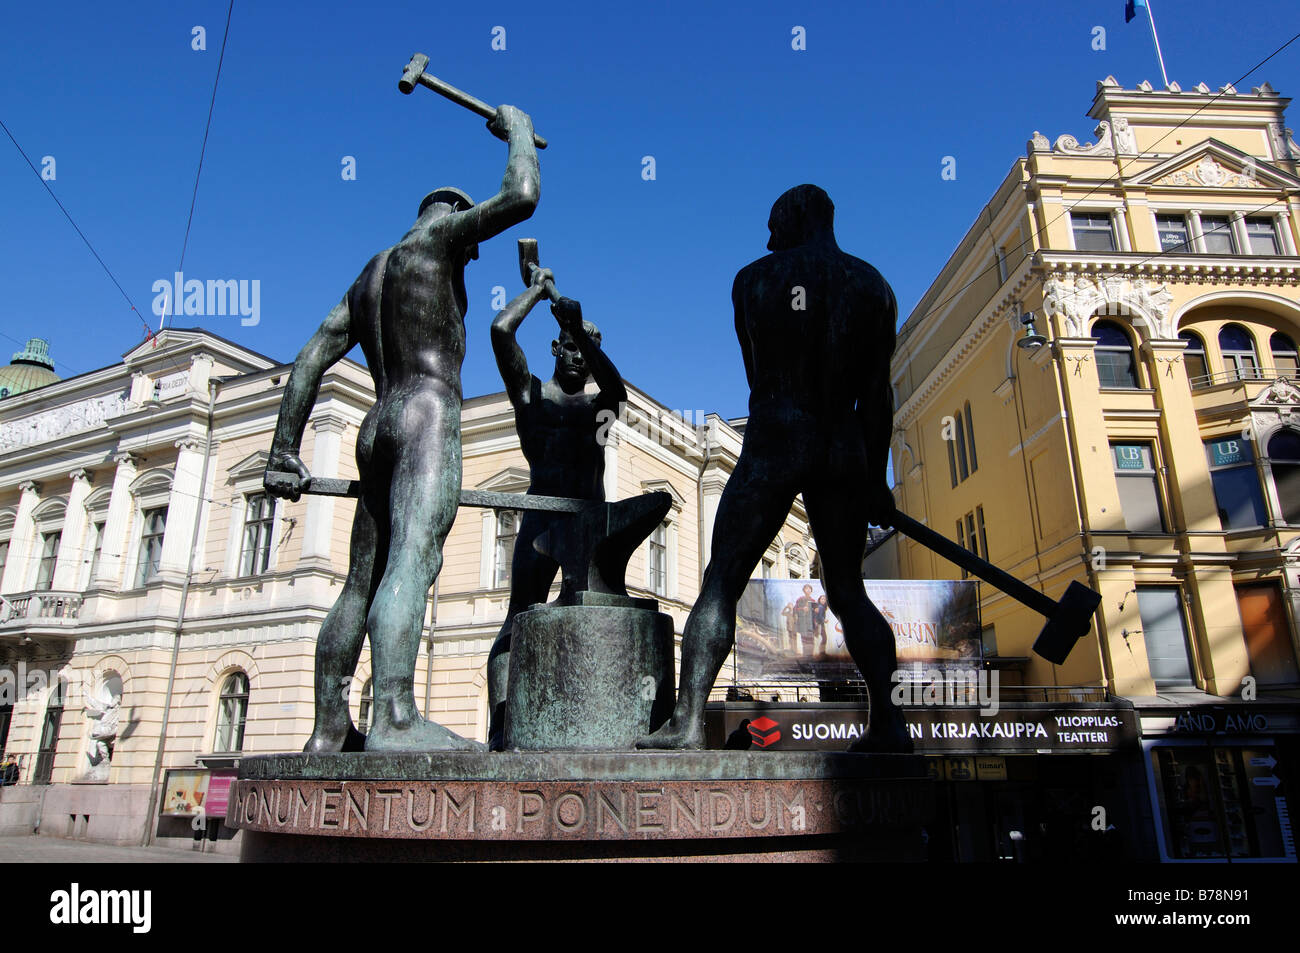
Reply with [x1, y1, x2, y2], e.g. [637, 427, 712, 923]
[357, 679, 373, 736]
[1218, 324, 1259, 382]
[1268, 430, 1300, 525]
[214, 672, 249, 752]
[953, 408, 969, 480]
[1180, 331, 1209, 387]
[1270, 332, 1298, 379]
[1093, 320, 1139, 388]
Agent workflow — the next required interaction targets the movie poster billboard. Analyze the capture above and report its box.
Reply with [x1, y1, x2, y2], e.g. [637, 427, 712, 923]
[735, 579, 981, 680]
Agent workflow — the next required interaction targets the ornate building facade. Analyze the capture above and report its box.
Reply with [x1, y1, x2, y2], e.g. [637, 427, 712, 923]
[880, 77, 1300, 860]
[0, 327, 813, 848]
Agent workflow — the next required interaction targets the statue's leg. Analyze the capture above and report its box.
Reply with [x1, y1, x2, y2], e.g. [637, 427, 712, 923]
[486, 512, 558, 750]
[803, 485, 913, 754]
[637, 457, 795, 749]
[305, 482, 386, 754]
[366, 396, 481, 752]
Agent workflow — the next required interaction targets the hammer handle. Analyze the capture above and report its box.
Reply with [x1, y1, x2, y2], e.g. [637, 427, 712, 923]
[415, 72, 548, 149]
[890, 511, 1058, 619]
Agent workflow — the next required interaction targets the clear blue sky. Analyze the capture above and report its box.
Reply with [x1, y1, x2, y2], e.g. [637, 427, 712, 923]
[3, 0, 1299, 418]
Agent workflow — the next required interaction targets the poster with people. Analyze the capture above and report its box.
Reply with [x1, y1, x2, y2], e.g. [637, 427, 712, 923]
[735, 578, 981, 680]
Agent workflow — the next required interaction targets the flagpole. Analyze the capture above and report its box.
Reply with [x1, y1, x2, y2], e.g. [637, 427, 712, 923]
[1144, 0, 1171, 88]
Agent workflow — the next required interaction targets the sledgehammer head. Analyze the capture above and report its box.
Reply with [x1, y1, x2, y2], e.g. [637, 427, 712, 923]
[518, 238, 540, 287]
[399, 53, 430, 94]
[1032, 581, 1103, 664]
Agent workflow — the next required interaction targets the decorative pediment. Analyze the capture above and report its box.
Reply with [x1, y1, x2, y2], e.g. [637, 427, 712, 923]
[640, 479, 686, 512]
[1043, 273, 1175, 339]
[475, 466, 531, 493]
[1250, 378, 1300, 408]
[227, 450, 271, 482]
[1128, 139, 1300, 191]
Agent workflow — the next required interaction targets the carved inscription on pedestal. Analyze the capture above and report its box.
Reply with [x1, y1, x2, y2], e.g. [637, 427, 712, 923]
[226, 779, 930, 841]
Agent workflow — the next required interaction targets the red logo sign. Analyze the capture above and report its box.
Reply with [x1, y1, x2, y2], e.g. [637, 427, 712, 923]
[747, 716, 781, 748]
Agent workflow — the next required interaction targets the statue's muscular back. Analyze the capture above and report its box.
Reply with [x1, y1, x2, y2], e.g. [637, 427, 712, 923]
[347, 233, 470, 467]
[734, 241, 894, 474]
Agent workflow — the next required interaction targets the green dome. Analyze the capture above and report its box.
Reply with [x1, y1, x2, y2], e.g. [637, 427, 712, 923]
[0, 338, 60, 400]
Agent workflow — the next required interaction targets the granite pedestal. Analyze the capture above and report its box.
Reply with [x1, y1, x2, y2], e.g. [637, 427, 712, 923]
[227, 751, 935, 861]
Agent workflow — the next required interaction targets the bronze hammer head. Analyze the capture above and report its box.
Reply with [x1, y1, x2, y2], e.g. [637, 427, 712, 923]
[518, 238, 541, 288]
[398, 53, 430, 94]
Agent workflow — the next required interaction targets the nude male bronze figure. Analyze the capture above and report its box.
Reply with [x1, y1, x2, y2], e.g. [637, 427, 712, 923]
[485, 267, 627, 749]
[638, 184, 912, 753]
[265, 105, 540, 753]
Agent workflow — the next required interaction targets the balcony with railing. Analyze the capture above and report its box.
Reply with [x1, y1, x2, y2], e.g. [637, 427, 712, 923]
[1189, 365, 1297, 390]
[0, 590, 84, 633]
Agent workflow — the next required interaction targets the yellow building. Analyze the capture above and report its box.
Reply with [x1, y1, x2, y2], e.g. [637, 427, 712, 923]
[0, 327, 813, 849]
[882, 76, 1300, 861]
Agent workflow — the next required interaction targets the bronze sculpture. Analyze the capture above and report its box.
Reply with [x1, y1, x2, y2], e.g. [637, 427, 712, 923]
[485, 258, 628, 749]
[264, 104, 541, 753]
[638, 184, 914, 753]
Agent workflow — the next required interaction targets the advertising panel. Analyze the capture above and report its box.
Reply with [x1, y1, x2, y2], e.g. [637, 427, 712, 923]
[736, 578, 981, 680]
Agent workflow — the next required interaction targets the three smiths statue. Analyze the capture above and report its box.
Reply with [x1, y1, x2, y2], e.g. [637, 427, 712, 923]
[639, 184, 913, 753]
[264, 105, 540, 753]
[485, 267, 627, 749]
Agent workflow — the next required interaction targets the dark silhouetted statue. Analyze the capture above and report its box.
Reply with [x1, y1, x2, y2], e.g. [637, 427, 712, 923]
[638, 184, 913, 753]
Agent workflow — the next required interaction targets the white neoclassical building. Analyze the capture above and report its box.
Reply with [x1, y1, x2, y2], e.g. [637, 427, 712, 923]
[0, 327, 813, 847]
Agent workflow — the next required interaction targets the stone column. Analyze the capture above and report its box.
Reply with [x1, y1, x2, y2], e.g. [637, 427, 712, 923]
[1189, 209, 1206, 252]
[159, 437, 206, 580]
[299, 415, 348, 569]
[52, 470, 93, 591]
[1113, 205, 1132, 252]
[0, 481, 40, 594]
[1230, 211, 1250, 255]
[94, 452, 139, 589]
[1276, 210, 1297, 255]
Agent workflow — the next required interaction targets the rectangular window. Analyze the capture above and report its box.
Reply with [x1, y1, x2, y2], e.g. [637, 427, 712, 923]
[976, 506, 988, 559]
[35, 531, 60, 591]
[85, 521, 105, 588]
[0, 540, 8, 586]
[1137, 586, 1196, 688]
[648, 523, 668, 595]
[1071, 212, 1117, 251]
[1245, 217, 1280, 255]
[1112, 443, 1166, 533]
[239, 493, 276, 576]
[1200, 215, 1236, 254]
[135, 507, 167, 588]
[1205, 438, 1267, 530]
[1155, 214, 1192, 252]
[761, 557, 774, 579]
[493, 510, 519, 588]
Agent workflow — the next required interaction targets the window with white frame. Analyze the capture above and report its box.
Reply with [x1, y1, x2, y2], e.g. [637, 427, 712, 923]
[1245, 217, 1280, 255]
[1200, 215, 1236, 254]
[1218, 324, 1259, 382]
[34, 531, 60, 591]
[1271, 332, 1299, 378]
[214, 671, 249, 752]
[1112, 443, 1166, 533]
[1155, 214, 1192, 253]
[84, 521, 105, 588]
[494, 510, 519, 588]
[239, 493, 275, 577]
[135, 507, 167, 587]
[648, 522, 668, 595]
[1071, 211, 1117, 252]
